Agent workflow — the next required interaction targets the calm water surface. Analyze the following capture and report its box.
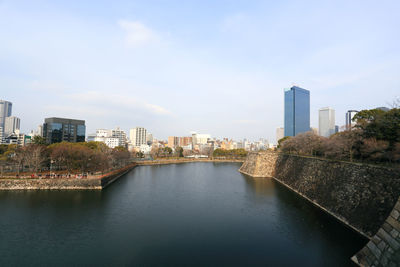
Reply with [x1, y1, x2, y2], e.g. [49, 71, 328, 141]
[0, 162, 367, 266]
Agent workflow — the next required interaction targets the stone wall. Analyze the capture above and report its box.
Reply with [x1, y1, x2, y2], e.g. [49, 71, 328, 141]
[0, 178, 102, 190]
[239, 151, 400, 266]
[352, 197, 400, 266]
[0, 164, 136, 190]
[240, 151, 400, 237]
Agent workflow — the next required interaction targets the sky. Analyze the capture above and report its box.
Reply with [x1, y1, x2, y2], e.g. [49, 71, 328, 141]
[1, 0, 399, 142]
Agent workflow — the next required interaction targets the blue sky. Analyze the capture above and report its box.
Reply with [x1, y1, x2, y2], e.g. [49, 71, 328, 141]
[1, 0, 399, 142]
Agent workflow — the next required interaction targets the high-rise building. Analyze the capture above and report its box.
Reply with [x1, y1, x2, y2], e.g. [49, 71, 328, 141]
[276, 127, 284, 143]
[0, 127, 4, 144]
[284, 86, 310, 137]
[93, 127, 127, 148]
[167, 136, 180, 148]
[4, 116, 20, 137]
[345, 110, 358, 130]
[43, 117, 85, 144]
[130, 127, 147, 147]
[191, 133, 210, 145]
[179, 137, 192, 147]
[111, 127, 127, 147]
[319, 107, 335, 137]
[0, 100, 12, 136]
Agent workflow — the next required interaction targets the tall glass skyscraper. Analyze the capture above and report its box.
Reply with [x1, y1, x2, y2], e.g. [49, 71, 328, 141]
[284, 86, 310, 137]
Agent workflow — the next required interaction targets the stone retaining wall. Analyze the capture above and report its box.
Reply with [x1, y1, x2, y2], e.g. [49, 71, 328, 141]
[352, 198, 400, 266]
[239, 151, 400, 266]
[0, 164, 136, 190]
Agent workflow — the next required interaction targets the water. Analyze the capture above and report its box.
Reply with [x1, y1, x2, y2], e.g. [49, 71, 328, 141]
[0, 162, 367, 266]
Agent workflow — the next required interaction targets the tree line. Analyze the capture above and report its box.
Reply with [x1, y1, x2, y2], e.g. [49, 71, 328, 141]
[213, 148, 248, 158]
[279, 107, 400, 163]
[0, 141, 131, 175]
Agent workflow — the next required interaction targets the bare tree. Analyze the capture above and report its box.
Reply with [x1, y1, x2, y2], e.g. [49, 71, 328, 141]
[25, 145, 47, 174]
[360, 138, 389, 161]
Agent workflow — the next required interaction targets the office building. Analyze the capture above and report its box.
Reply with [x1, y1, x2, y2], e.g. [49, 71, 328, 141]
[92, 127, 127, 148]
[130, 127, 147, 147]
[276, 127, 284, 143]
[345, 110, 358, 130]
[0, 127, 4, 144]
[0, 100, 12, 137]
[179, 137, 192, 147]
[192, 133, 211, 145]
[168, 136, 180, 148]
[43, 117, 85, 144]
[284, 86, 310, 137]
[4, 116, 20, 137]
[319, 107, 335, 137]
[111, 127, 127, 147]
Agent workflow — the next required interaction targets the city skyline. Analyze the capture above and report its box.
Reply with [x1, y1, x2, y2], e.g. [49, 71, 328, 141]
[1, 1, 399, 141]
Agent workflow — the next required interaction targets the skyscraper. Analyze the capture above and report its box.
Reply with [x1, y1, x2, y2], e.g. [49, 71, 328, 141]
[284, 86, 310, 137]
[130, 127, 147, 147]
[345, 110, 358, 130]
[4, 116, 20, 137]
[0, 100, 12, 133]
[318, 107, 335, 137]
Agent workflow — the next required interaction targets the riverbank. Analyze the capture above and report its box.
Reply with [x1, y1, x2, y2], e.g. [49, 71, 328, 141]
[0, 160, 243, 190]
[0, 163, 136, 190]
[136, 158, 244, 165]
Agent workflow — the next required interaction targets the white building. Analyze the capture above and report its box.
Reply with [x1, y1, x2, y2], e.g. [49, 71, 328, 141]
[276, 127, 284, 143]
[191, 132, 211, 145]
[4, 116, 20, 137]
[130, 127, 147, 147]
[93, 127, 127, 148]
[319, 107, 336, 137]
[111, 127, 127, 147]
[96, 129, 111, 137]
[139, 144, 152, 154]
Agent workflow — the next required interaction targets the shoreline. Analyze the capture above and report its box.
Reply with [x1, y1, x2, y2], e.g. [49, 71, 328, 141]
[0, 160, 244, 190]
[135, 158, 244, 165]
[0, 163, 137, 190]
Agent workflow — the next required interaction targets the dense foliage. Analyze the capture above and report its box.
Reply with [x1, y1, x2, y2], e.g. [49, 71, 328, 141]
[279, 108, 400, 163]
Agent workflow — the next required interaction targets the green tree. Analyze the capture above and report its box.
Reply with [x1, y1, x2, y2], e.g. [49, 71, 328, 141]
[175, 147, 184, 157]
[31, 135, 47, 145]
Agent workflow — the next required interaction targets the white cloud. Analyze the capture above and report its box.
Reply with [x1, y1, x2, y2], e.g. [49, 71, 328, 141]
[67, 91, 172, 116]
[118, 20, 159, 46]
[234, 119, 258, 124]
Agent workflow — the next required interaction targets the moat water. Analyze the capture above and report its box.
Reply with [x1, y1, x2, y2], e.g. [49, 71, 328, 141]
[0, 162, 367, 266]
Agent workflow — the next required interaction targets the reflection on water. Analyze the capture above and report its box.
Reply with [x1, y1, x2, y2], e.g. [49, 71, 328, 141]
[0, 162, 366, 266]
